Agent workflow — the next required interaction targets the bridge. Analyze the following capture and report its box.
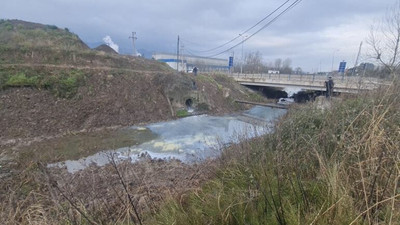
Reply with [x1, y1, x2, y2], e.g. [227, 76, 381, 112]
[228, 73, 387, 93]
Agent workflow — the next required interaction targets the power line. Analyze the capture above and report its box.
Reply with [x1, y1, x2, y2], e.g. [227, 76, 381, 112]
[206, 0, 303, 58]
[189, 0, 291, 54]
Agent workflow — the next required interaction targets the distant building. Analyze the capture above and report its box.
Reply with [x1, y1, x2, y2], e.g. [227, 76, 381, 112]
[152, 53, 229, 72]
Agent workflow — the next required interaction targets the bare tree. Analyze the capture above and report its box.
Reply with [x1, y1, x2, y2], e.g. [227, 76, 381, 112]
[367, 0, 400, 79]
[274, 58, 282, 70]
[244, 51, 263, 73]
[281, 58, 293, 74]
[294, 67, 303, 75]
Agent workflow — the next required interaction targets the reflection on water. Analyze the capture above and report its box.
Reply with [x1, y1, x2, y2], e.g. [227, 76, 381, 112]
[49, 106, 286, 173]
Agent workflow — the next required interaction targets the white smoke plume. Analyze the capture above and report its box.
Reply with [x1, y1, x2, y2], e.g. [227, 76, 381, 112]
[102, 35, 119, 53]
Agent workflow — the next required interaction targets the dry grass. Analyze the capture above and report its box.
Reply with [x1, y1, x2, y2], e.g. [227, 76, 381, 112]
[152, 80, 400, 224]
[0, 153, 216, 225]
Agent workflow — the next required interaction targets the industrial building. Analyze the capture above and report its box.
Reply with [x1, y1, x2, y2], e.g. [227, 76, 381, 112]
[152, 53, 230, 73]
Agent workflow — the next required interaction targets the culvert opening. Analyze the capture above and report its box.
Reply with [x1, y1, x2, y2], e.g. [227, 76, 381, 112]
[185, 98, 193, 109]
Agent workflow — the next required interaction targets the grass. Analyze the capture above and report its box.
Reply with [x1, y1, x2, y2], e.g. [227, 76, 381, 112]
[0, 19, 173, 72]
[247, 91, 265, 102]
[1, 69, 86, 98]
[152, 80, 400, 224]
[5, 72, 39, 87]
[176, 109, 189, 117]
[196, 74, 228, 91]
[0, 19, 87, 51]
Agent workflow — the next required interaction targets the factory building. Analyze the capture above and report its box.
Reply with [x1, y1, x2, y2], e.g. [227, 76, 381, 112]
[153, 53, 230, 73]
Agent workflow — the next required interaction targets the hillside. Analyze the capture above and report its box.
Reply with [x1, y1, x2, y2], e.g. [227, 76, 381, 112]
[94, 44, 118, 54]
[0, 19, 88, 50]
[0, 20, 171, 71]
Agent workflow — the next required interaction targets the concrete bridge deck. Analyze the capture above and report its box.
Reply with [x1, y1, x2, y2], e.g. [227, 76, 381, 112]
[228, 73, 388, 93]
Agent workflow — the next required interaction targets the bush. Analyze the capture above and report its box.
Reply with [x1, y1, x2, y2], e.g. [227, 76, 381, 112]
[46, 70, 85, 98]
[6, 73, 38, 87]
[2, 69, 86, 98]
[176, 109, 189, 117]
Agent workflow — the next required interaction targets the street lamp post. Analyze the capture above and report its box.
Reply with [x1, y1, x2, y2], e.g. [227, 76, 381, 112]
[331, 49, 340, 73]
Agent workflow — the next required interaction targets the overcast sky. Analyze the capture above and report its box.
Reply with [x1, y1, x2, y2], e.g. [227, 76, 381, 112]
[1, 0, 394, 72]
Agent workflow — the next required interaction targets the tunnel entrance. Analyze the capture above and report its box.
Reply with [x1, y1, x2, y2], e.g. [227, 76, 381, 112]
[185, 98, 193, 108]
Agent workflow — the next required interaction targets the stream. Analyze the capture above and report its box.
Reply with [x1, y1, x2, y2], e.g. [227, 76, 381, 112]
[48, 106, 286, 173]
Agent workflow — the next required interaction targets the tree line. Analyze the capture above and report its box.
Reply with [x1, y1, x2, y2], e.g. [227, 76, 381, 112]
[233, 51, 301, 74]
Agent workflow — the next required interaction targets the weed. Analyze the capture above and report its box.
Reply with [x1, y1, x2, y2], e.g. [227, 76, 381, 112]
[247, 92, 264, 102]
[1, 68, 86, 98]
[176, 109, 189, 117]
[5, 72, 38, 87]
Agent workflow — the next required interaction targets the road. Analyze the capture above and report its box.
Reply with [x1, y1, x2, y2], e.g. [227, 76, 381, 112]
[228, 73, 388, 93]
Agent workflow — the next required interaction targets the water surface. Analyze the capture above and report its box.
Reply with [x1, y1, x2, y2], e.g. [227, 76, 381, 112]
[49, 106, 286, 173]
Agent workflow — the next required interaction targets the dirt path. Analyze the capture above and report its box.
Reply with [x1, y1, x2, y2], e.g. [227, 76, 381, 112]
[0, 63, 167, 73]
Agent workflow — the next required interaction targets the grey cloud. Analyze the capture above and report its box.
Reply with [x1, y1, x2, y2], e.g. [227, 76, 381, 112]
[0, 0, 393, 71]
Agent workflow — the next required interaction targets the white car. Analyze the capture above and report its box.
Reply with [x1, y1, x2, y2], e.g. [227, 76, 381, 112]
[277, 98, 294, 105]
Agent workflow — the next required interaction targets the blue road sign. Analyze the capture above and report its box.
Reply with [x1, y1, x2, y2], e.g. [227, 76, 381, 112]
[229, 56, 234, 67]
[338, 61, 346, 73]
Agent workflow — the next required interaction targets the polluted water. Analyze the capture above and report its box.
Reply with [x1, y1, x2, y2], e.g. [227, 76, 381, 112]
[48, 106, 286, 173]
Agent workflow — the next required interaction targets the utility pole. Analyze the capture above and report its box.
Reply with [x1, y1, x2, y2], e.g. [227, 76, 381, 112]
[177, 35, 180, 72]
[129, 32, 137, 56]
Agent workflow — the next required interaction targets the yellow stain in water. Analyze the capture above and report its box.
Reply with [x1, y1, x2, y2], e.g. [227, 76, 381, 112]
[153, 141, 181, 152]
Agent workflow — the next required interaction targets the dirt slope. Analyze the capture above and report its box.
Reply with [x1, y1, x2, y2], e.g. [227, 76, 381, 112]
[0, 69, 258, 145]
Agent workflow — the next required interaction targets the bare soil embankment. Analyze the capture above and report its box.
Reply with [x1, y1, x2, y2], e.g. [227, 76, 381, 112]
[0, 67, 259, 146]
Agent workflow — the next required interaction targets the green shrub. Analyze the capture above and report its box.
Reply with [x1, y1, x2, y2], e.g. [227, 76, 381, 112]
[176, 109, 189, 117]
[5, 73, 38, 87]
[2, 69, 86, 98]
[5, 23, 13, 31]
[50, 70, 85, 98]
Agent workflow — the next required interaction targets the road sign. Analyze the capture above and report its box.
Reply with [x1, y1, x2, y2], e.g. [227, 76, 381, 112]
[338, 61, 346, 73]
[229, 56, 234, 67]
